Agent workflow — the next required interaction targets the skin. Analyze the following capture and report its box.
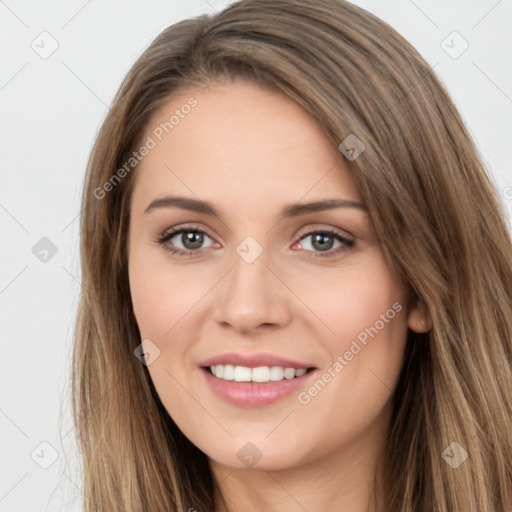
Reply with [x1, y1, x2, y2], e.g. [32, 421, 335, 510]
[128, 79, 430, 512]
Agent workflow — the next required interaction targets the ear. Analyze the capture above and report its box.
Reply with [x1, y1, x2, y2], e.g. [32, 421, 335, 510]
[407, 296, 432, 333]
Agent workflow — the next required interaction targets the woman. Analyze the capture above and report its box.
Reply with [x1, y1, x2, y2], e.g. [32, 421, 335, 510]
[72, 0, 512, 510]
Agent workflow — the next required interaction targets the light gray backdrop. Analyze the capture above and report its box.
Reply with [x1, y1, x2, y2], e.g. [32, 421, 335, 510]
[1, 0, 511, 510]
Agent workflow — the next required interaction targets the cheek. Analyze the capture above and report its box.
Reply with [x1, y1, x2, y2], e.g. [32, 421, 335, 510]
[293, 252, 408, 407]
[128, 251, 205, 422]
[129, 250, 207, 340]
[293, 251, 406, 350]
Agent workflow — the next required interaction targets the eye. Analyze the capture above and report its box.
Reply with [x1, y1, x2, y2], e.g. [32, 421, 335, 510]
[295, 229, 355, 258]
[155, 225, 355, 259]
[156, 225, 218, 257]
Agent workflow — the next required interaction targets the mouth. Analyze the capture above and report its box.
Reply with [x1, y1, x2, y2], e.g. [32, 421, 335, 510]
[203, 364, 315, 383]
[198, 353, 318, 407]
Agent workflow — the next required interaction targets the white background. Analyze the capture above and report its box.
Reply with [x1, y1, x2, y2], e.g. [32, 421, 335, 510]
[1, 0, 511, 510]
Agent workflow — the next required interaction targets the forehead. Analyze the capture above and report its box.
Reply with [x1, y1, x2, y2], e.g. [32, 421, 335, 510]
[130, 80, 362, 215]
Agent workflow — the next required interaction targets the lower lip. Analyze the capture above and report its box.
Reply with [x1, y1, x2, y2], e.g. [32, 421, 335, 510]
[201, 367, 316, 407]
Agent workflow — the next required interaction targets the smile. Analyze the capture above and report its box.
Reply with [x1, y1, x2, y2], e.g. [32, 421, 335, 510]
[209, 364, 308, 382]
[200, 363, 317, 408]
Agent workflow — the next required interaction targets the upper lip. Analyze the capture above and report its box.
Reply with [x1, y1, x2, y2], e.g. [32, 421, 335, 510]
[199, 352, 316, 370]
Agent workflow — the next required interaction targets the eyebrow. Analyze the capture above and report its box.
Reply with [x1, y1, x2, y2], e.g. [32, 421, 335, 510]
[143, 195, 368, 219]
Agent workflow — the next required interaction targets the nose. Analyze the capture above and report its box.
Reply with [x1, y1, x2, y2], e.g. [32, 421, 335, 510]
[212, 243, 292, 334]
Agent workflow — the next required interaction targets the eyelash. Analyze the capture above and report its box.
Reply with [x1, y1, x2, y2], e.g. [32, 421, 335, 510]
[155, 224, 355, 259]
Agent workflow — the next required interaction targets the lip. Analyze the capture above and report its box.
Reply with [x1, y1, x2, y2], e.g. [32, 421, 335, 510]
[198, 352, 317, 408]
[198, 351, 315, 370]
[201, 368, 317, 407]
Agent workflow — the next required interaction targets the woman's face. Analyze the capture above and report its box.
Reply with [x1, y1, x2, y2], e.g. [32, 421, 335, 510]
[128, 79, 418, 472]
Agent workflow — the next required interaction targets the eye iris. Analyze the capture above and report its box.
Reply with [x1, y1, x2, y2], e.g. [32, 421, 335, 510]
[182, 231, 204, 250]
[312, 233, 334, 251]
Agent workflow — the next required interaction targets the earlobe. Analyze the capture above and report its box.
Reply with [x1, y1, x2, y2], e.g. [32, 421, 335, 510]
[407, 298, 432, 333]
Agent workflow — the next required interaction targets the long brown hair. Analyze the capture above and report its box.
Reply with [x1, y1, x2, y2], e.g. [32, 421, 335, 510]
[72, 0, 512, 510]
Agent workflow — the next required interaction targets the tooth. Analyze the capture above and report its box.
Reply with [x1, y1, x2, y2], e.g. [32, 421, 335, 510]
[284, 367, 295, 379]
[252, 366, 270, 382]
[269, 366, 285, 381]
[234, 365, 252, 382]
[210, 364, 308, 382]
[223, 364, 235, 380]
